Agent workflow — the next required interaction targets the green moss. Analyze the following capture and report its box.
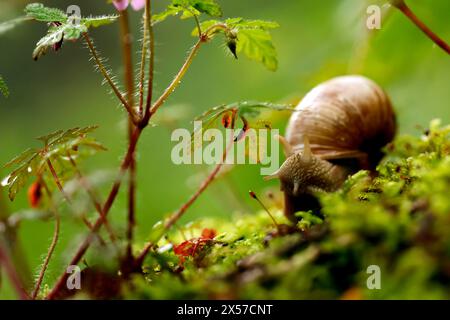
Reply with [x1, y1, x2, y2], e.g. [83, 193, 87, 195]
[130, 120, 450, 299]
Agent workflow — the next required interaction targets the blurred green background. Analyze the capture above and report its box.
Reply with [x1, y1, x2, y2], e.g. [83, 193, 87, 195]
[0, 0, 449, 299]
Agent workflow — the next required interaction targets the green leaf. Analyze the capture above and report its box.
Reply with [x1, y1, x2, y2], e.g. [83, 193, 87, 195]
[153, 0, 222, 24]
[0, 75, 9, 98]
[3, 148, 38, 169]
[26, 3, 118, 60]
[32, 23, 88, 60]
[191, 101, 294, 145]
[188, 0, 222, 17]
[25, 3, 67, 22]
[235, 28, 278, 71]
[2, 126, 105, 201]
[227, 18, 279, 30]
[193, 18, 279, 71]
[82, 15, 120, 28]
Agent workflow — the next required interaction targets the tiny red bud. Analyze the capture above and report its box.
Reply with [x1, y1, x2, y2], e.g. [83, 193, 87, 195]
[28, 181, 43, 208]
[221, 113, 232, 128]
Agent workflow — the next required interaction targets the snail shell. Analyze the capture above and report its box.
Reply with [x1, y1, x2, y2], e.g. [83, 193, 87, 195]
[267, 75, 396, 220]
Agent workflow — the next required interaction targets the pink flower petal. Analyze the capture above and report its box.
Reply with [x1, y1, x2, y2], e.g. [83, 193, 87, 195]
[113, 0, 129, 11]
[130, 0, 146, 11]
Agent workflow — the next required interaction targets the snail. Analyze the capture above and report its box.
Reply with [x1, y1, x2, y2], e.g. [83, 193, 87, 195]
[266, 75, 397, 221]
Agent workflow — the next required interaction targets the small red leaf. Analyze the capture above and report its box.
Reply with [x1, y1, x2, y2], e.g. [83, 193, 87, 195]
[201, 228, 217, 240]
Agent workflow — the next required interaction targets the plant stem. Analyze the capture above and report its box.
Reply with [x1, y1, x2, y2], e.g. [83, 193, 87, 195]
[119, 9, 137, 262]
[143, 0, 155, 119]
[393, 0, 450, 54]
[83, 33, 140, 123]
[144, 38, 203, 123]
[49, 17, 210, 298]
[46, 127, 142, 300]
[136, 112, 237, 265]
[67, 154, 117, 244]
[31, 181, 60, 300]
[46, 159, 70, 203]
[138, 4, 149, 116]
[47, 159, 108, 242]
[0, 244, 29, 299]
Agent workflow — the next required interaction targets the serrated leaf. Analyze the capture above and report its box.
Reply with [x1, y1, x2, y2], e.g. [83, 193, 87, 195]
[188, 0, 222, 17]
[0, 75, 9, 98]
[3, 148, 38, 169]
[3, 126, 105, 201]
[191, 101, 293, 146]
[82, 15, 119, 28]
[227, 19, 279, 30]
[32, 23, 88, 60]
[27, 4, 118, 60]
[234, 28, 278, 71]
[25, 3, 67, 22]
[153, 0, 222, 24]
[193, 18, 279, 71]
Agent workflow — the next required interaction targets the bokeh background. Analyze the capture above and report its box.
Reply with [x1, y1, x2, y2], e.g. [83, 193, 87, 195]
[0, 0, 449, 299]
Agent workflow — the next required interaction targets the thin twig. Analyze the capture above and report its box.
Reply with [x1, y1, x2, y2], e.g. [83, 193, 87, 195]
[83, 33, 140, 123]
[392, 0, 450, 54]
[31, 181, 60, 300]
[48, 14, 217, 299]
[138, 5, 149, 116]
[136, 111, 237, 265]
[47, 159, 107, 242]
[146, 39, 203, 121]
[46, 127, 142, 300]
[66, 153, 117, 244]
[142, 0, 155, 124]
[0, 244, 29, 299]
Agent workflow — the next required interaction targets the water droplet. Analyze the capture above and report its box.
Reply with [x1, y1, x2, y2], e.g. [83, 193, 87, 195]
[1, 175, 11, 187]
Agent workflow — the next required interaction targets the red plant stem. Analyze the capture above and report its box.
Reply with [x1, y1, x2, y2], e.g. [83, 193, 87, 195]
[119, 10, 137, 261]
[46, 159, 70, 203]
[82, 33, 140, 124]
[394, 0, 450, 54]
[143, 0, 155, 119]
[0, 244, 29, 299]
[47, 159, 109, 243]
[136, 112, 237, 265]
[144, 39, 202, 122]
[67, 154, 117, 244]
[31, 181, 60, 299]
[48, 12, 219, 299]
[46, 127, 142, 300]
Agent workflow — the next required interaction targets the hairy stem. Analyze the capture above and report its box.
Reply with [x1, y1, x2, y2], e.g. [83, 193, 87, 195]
[46, 127, 142, 300]
[137, 113, 237, 265]
[138, 4, 149, 116]
[31, 182, 60, 300]
[142, 0, 155, 123]
[119, 9, 137, 262]
[83, 33, 140, 123]
[47, 159, 108, 242]
[49, 14, 210, 298]
[144, 38, 203, 123]
[392, 0, 450, 54]
[67, 154, 117, 244]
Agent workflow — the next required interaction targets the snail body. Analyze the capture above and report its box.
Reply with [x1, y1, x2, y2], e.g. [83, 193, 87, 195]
[266, 75, 396, 220]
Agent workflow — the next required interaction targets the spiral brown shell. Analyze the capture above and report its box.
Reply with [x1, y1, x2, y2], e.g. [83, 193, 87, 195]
[285, 75, 396, 169]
